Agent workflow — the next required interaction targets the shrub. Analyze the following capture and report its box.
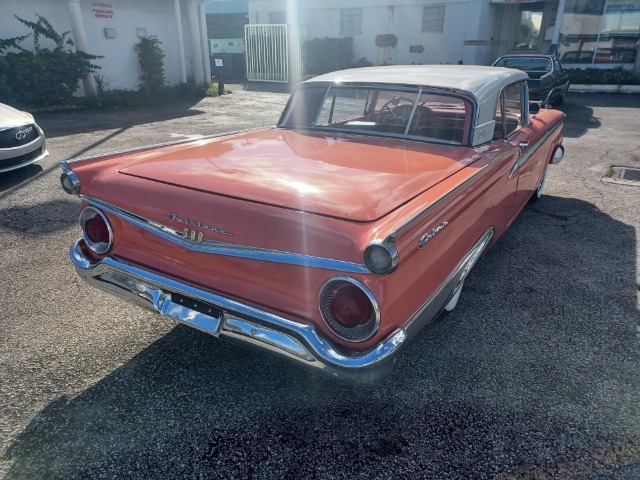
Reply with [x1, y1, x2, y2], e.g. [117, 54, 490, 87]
[135, 36, 165, 92]
[205, 85, 232, 96]
[303, 37, 371, 75]
[566, 67, 640, 85]
[0, 15, 100, 107]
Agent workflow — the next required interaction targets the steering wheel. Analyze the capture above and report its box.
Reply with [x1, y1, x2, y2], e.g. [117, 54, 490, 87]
[379, 96, 415, 122]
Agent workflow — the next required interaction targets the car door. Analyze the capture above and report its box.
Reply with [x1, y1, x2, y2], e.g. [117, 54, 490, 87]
[495, 81, 548, 210]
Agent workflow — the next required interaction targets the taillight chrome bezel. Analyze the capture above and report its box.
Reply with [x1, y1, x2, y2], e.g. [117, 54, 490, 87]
[59, 162, 80, 195]
[79, 206, 113, 255]
[318, 276, 380, 343]
[364, 241, 399, 275]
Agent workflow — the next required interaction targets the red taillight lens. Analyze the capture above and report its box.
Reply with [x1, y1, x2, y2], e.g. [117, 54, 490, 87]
[84, 215, 109, 244]
[79, 206, 113, 254]
[330, 284, 373, 328]
[319, 278, 379, 342]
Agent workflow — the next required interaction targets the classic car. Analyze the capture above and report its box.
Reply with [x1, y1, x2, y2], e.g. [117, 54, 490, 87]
[0, 102, 48, 173]
[493, 54, 570, 106]
[59, 65, 565, 386]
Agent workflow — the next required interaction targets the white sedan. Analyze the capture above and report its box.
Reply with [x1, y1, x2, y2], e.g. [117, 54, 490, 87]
[0, 103, 48, 173]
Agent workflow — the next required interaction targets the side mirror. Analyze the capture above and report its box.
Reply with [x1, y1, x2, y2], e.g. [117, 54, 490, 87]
[529, 102, 540, 114]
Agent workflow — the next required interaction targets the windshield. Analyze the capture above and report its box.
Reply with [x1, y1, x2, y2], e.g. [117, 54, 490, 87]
[494, 57, 551, 72]
[278, 85, 470, 145]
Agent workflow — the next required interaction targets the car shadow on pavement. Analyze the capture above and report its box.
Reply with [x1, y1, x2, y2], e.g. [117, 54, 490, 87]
[561, 93, 640, 139]
[3, 195, 639, 479]
[35, 99, 207, 139]
[0, 164, 44, 194]
[0, 199, 79, 234]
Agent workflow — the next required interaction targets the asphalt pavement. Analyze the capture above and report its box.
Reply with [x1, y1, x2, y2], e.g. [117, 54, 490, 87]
[1, 87, 639, 479]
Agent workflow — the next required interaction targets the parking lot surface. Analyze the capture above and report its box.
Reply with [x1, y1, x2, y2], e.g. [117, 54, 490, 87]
[1, 88, 639, 479]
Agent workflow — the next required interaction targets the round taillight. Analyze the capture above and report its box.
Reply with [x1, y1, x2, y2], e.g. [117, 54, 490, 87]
[364, 243, 398, 275]
[330, 284, 373, 328]
[79, 206, 113, 254]
[60, 171, 80, 195]
[319, 277, 379, 342]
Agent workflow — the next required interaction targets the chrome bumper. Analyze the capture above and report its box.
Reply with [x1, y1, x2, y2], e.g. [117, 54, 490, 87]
[70, 240, 406, 386]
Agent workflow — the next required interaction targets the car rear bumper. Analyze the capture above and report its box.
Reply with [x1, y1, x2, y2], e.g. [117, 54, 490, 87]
[70, 239, 406, 386]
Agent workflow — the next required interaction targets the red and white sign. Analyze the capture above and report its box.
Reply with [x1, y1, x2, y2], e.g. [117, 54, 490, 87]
[92, 2, 114, 19]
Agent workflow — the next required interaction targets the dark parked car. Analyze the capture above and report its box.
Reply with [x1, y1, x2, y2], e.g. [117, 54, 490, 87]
[493, 54, 570, 106]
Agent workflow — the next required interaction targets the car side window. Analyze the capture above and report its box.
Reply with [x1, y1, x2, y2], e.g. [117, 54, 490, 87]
[554, 58, 562, 73]
[503, 82, 523, 137]
[494, 81, 524, 140]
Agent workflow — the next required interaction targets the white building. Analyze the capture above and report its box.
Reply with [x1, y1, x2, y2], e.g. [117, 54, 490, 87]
[247, 0, 640, 80]
[1, 0, 212, 95]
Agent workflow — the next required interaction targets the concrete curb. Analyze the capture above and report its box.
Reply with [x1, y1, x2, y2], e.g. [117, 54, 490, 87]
[570, 84, 640, 94]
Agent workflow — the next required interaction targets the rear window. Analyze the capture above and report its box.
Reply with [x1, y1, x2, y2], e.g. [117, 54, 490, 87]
[278, 85, 470, 145]
[494, 57, 551, 72]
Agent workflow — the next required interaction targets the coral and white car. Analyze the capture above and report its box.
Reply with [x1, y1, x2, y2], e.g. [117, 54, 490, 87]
[59, 65, 565, 386]
[0, 103, 48, 173]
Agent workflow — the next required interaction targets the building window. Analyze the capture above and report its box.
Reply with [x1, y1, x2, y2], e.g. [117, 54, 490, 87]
[340, 9, 362, 36]
[558, 0, 640, 65]
[269, 11, 286, 24]
[422, 5, 445, 33]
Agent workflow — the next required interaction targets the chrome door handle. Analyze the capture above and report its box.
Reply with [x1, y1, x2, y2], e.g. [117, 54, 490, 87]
[519, 141, 529, 150]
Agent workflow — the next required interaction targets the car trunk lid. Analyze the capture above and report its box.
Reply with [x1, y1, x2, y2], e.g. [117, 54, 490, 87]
[117, 129, 480, 222]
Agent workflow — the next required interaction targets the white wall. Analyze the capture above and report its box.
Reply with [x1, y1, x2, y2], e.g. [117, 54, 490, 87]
[248, 0, 496, 67]
[1, 0, 196, 91]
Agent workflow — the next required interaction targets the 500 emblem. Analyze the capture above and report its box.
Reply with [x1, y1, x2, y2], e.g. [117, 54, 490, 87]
[183, 229, 204, 242]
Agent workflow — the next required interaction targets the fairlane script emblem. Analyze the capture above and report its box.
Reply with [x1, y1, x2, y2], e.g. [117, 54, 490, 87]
[418, 222, 449, 249]
[15, 127, 33, 141]
[164, 213, 233, 237]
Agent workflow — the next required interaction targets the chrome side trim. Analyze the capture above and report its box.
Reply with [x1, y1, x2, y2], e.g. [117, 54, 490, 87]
[403, 226, 495, 341]
[385, 147, 517, 243]
[83, 196, 371, 274]
[509, 122, 562, 179]
[63, 127, 267, 164]
[70, 240, 405, 386]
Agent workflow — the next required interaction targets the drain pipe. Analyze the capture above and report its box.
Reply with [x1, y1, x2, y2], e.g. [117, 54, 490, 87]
[199, 0, 211, 85]
[188, 0, 205, 85]
[174, 0, 187, 83]
[66, 0, 98, 96]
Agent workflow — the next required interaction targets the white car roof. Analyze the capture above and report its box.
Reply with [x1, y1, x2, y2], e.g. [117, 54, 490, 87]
[304, 65, 528, 143]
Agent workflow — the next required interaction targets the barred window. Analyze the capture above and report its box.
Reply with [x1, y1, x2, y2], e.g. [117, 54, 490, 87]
[422, 5, 445, 33]
[340, 8, 362, 36]
[269, 11, 286, 24]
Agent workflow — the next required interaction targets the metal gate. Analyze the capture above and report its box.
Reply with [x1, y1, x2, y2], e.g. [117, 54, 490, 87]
[244, 24, 305, 83]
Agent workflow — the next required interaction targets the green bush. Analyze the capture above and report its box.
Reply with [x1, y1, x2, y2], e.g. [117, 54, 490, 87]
[205, 85, 232, 96]
[135, 36, 165, 92]
[0, 15, 100, 107]
[566, 67, 640, 85]
[303, 37, 372, 75]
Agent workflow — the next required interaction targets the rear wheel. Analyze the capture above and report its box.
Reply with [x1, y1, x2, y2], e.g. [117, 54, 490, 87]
[530, 167, 548, 202]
